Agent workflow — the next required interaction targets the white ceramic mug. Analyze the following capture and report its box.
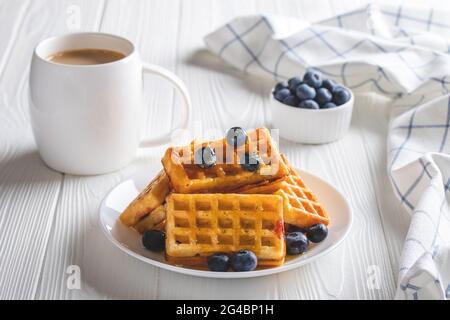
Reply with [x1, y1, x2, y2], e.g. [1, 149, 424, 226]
[29, 32, 191, 175]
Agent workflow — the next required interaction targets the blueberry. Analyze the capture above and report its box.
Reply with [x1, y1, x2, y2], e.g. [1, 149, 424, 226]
[207, 253, 230, 272]
[322, 79, 337, 92]
[194, 146, 216, 168]
[230, 250, 258, 271]
[295, 84, 316, 101]
[226, 127, 247, 148]
[274, 88, 291, 102]
[282, 95, 300, 107]
[285, 232, 309, 255]
[315, 88, 332, 106]
[332, 87, 351, 105]
[240, 152, 260, 172]
[142, 230, 165, 252]
[303, 70, 323, 89]
[274, 81, 289, 92]
[321, 102, 337, 109]
[299, 99, 319, 110]
[288, 76, 303, 91]
[306, 223, 328, 243]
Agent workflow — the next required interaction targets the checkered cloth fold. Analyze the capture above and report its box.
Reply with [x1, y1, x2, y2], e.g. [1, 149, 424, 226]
[204, 4, 450, 300]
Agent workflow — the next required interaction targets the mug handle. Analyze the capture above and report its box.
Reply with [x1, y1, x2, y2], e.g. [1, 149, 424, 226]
[139, 63, 191, 147]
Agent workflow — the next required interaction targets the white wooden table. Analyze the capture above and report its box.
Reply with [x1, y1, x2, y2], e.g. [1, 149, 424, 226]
[0, 0, 444, 300]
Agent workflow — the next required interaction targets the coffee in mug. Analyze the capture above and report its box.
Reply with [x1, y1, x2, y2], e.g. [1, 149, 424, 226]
[47, 48, 125, 65]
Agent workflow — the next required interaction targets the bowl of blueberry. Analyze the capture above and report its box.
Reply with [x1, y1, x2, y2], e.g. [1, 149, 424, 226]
[271, 70, 353, 144]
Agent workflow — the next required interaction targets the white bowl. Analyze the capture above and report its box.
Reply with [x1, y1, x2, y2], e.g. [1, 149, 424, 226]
[270, 89, 354, 144]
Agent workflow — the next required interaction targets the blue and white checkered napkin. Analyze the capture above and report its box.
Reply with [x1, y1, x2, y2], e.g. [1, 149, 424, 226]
[204, 4, 450, 300]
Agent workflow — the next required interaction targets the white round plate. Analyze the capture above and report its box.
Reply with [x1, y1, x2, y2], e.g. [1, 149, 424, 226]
[99, 163, 352, 278]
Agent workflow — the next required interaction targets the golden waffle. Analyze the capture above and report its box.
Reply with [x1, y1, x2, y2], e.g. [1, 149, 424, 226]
[238, 155, 329, 228]
[119, 170, 170, 227]
[165, 193, 286, 267]
[161, 128, 289, 193]
[134, 205, 166, 234]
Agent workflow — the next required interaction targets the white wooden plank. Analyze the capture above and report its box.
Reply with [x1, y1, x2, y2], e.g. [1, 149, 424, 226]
[352, 94, 410, 275]
[0, 0, 106, 299]
[0, 0, 29, 79]
[34, 0, 182, 299]
[0, 0, 60, 300]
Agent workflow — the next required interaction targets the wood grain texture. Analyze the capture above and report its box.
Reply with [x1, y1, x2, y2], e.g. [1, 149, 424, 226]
[0, 0, 60, 300]
[34, 0, 181, 300]
[0, 0, 109, 300]
[0, 0, 445, 300]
